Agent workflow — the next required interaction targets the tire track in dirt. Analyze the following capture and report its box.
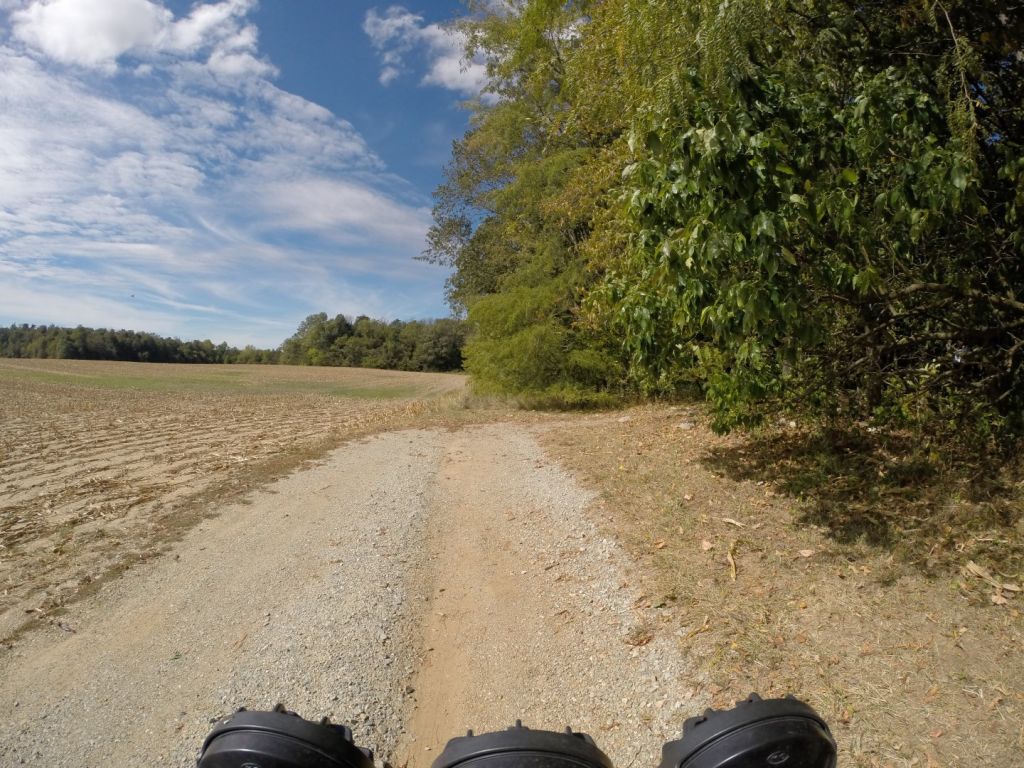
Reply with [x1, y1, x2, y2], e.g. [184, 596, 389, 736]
[401, 424, 700, 768]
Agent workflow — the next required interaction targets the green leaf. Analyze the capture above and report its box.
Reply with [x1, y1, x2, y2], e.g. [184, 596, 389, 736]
[840, 168, 859, 185]
[753, 213, 776, 240]
[951, 165, 968, 191]
[780, 246, 797, 266]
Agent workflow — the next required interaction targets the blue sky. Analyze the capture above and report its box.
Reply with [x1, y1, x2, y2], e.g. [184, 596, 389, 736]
[0, 0, 481, 347]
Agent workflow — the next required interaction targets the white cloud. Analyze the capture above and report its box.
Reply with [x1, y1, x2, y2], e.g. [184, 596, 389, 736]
[12, 0, 171, 71]
[206, 48, 274, 78]
[256, 178, 432, 252]
[422, 50, 488, 95]
[165, 0, 254, 53]
[363, 6, 489, 97]
[10, 0, 273, 77]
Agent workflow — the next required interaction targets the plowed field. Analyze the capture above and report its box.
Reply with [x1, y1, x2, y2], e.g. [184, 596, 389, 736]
[0, 359, 465, 639]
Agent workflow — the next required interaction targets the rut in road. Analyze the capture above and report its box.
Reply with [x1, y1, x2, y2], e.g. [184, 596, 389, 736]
[0, 424, 699, 768]
[402, 424, 698, 768]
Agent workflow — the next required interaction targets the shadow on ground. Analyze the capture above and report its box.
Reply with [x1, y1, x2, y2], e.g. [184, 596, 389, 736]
[701, 426, 1023, 573]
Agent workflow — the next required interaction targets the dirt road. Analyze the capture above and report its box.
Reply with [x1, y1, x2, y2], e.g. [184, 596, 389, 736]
[0, 424, 696, 768]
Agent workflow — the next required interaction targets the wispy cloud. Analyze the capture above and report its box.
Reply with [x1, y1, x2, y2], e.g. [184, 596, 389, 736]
[363, 5, 489, 98]
[0, 0, 448, 346]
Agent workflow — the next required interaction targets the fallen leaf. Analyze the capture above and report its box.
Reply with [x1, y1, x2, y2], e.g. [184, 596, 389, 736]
[727, 541, 738, 581]
[653, 540, 667, 550]
[929, 729, 943, 739]
[991, 593, 1009, 606]
[701, 540, 714, 551]
[683, 494, 693, 501]
[799, 549, 815, 558]
[964, 561, 1023, 592]
[720, 517, 746, 528]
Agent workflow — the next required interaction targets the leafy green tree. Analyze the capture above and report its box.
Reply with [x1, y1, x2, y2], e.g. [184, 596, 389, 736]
[594, 0, 1022, 439]
[430, 0, 1023, 442]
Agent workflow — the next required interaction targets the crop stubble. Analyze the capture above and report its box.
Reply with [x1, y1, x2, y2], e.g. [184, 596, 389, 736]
[0, 359, 465, 640]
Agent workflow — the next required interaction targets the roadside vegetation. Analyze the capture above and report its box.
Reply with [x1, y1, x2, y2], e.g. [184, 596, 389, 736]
[427, 0, 1022, 454]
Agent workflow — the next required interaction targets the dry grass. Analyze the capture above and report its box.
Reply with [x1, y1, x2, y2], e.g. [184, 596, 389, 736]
[541, 404, 1024, 767]
[0, 359, 466, 641]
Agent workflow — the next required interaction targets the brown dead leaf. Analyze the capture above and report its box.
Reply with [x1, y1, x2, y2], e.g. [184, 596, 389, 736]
[653, 540, 667, 550]
[720, 517, 746, 528]
[683, 493, 693, 501]
[798, 549, 815, 558]
[964, 560, 1023, 593]
[701, 540, 714, 551]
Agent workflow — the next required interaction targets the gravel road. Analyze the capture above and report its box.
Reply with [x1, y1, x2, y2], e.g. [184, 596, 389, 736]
[0, 424, 701, 768]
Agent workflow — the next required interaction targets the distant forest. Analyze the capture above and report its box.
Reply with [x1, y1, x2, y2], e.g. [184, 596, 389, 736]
[0, 314, 467, 373]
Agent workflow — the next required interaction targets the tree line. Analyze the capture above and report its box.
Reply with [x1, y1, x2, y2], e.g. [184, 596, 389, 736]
[0, 324, 265, 364]
[425, 0, 1022, 447]
[278, 313, 466, 372]
[0, 316, 467, 372]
